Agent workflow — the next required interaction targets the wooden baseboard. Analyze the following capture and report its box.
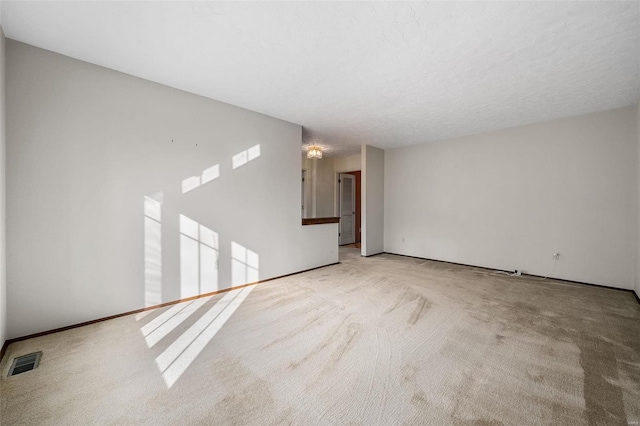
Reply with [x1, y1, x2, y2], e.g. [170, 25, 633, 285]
[0, 340, 9, 364]
[384, 251, 640, 305]
[3, 254, 636, 363]
[0, 261, 340, 362]
[302, 217, 340, 225]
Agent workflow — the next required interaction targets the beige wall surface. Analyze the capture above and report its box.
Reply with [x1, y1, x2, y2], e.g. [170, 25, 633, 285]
[6, 41, 338, 339]
[362, 145, 384, 256]
[302, 155, 336, 218]
[313, 157, 335, 218]
[385, 106, 637, 289]
[635, 101, 640, 297]
[334, 154, 361, 174]
[0, 27, 6, 349]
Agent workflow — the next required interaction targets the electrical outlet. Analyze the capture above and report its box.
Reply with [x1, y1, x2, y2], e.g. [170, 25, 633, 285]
[552, 253, 560, 261]
[402, 237, 405, 243]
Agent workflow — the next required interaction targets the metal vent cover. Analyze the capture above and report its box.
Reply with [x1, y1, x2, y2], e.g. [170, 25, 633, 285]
[8, 352, 42, 377]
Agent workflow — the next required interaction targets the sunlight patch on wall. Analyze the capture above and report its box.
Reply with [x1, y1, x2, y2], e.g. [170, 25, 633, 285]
[232, 144, 261, 169]
[144, 192, 163, 307]
[181, 176, 200, 194]
[182, 164, 220, 194]
[231, 241, 259, 286]
[180, 215, 219, 299]
[156, 286, 254, 388]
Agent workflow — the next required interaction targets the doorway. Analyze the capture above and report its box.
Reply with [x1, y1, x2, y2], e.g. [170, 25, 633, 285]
[338, 171, 361, 246]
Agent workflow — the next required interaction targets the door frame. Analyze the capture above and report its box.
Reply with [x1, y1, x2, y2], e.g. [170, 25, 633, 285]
[338, 173, 356, 245]
[336, 169, 362, 245]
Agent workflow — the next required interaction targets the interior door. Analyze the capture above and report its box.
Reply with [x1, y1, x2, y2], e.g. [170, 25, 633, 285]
[339, 173, 356, 245]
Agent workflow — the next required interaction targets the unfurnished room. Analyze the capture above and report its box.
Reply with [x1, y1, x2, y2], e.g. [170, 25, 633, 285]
[0, 1, 639, 425]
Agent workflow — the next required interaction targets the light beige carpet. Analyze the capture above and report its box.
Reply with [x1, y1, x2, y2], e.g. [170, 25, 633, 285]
[1, 248, 639, 425]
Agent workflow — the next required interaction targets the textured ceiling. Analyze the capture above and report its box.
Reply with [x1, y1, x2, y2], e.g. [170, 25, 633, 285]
[2, 1, 639, 157]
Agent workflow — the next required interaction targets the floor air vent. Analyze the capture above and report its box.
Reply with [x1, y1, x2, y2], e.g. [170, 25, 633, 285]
[8, 352, 42, 377]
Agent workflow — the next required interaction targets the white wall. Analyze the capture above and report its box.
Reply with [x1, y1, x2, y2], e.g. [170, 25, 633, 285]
[0, 27, 6, 350]
[6, 41, 338, 339]
[385, 106, 637, 289]
[362, 145, 384, 256]
[635, 101, 640, 298]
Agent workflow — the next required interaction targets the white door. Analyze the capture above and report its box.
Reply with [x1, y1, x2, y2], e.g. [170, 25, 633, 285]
[339, 173, 356, 245]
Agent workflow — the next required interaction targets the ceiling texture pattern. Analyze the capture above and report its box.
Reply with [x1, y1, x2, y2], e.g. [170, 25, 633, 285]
[2, 1, 639, 157]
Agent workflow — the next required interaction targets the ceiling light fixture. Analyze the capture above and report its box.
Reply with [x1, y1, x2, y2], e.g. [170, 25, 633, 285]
[307, 145, 323, 159]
